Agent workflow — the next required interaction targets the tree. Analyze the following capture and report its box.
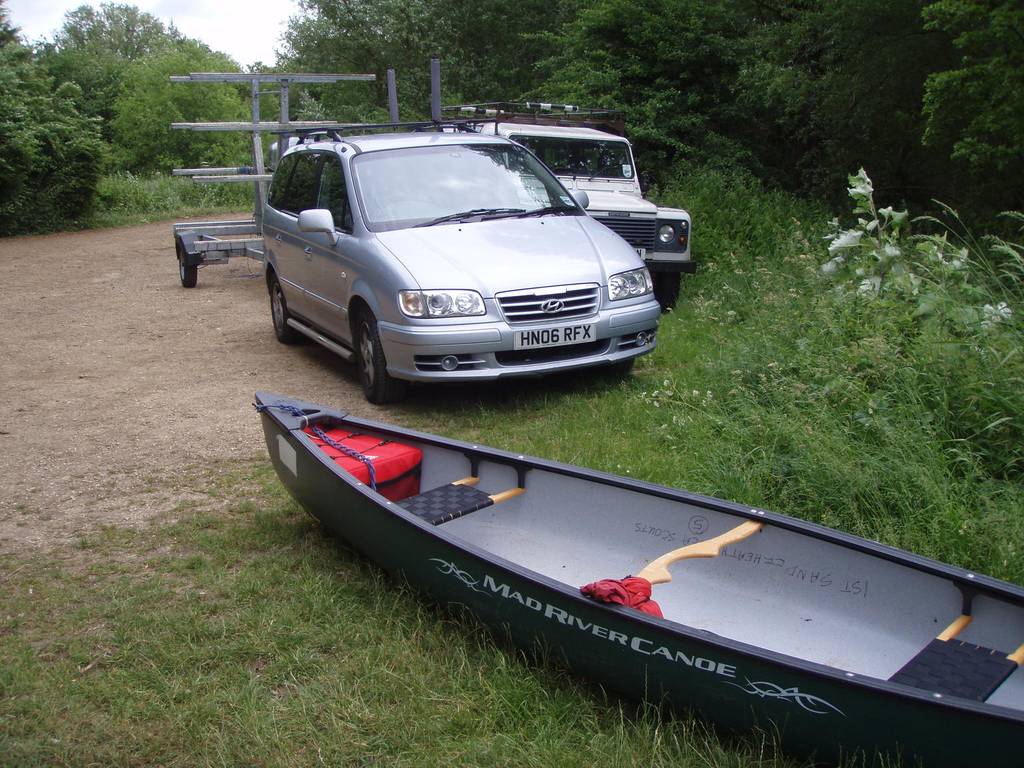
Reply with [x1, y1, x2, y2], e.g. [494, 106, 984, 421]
[733, 1, 957, 208]
[37, 3, 181, 137]
[538, 0, 753, 181]
[281, 0, 580, 121]
[110, 41, 249, 173]
[0, 40, 105, 234]
[0, 0, 19, 48]
[922, 0, 1024, 211]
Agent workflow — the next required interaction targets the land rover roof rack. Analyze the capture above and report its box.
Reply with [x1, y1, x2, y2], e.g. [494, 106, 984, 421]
[443, 102, 626, 135]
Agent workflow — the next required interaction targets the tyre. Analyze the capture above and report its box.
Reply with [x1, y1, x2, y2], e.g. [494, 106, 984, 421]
[175, 237, 197, 288]
[269, 273, 300, 344]
[354, 310, 408, 404]
[652, 271, 681, 311]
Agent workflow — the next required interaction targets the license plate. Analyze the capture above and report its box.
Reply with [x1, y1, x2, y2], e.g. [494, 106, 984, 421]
[635, 247, 646, 259]
[513, 323, 596, 350]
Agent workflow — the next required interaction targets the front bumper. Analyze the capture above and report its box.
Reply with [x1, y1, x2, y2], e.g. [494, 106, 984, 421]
[377, 299, 661, 381]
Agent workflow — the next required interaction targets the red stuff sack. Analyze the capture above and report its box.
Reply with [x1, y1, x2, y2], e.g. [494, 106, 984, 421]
[305, 426, 422, 501]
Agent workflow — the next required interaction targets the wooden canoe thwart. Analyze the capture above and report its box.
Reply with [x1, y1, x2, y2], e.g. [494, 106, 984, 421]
[256, 393, 1024, 767]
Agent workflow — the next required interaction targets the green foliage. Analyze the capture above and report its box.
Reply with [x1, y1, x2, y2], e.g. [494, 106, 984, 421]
[821, 168, 1024, 477]
[922, 0, 1024, 209]
[110, 41, 249, 174]
[733, 1, 956, 206]
[282, 0, 580, 120]
[0, 42, 105, 235]
[36, 3, 182, 139]
[0, 0, 18, 48]
[88, 172, 253, 228]
[538, 0, 753, 177]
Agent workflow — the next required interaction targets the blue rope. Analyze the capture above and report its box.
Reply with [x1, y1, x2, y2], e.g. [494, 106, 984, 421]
[311, 425, 377, 491]
[253, 402, 308, 418]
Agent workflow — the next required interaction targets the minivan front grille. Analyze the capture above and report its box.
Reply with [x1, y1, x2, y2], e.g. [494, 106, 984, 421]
[596, 215, 657, 250]
[496, 283, 600, 323]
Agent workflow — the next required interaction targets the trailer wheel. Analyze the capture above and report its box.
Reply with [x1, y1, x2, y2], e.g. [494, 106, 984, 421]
[269, 273, 300, 345]
[175, 237, 198, 288]
[652, 272, 680, 311]
[354, 309, 408, 404]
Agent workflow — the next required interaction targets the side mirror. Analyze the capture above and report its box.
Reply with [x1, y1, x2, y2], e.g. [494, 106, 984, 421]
[639, 172, 653, 195]
[571, 190, 590, 210]
[298, 209, 338, 244]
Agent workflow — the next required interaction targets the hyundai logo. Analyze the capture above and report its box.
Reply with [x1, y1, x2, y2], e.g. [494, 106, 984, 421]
[540, 299, 565, 314]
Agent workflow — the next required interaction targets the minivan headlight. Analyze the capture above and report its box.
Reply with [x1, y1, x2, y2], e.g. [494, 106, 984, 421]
[608, 268, 653, 301]
[399, 289, 485, 318]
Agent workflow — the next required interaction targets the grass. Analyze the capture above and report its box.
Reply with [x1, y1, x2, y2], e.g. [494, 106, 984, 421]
[0, 464, 806, 768]
[83, 172, 253, 230]
[3, 166, 1021, 765]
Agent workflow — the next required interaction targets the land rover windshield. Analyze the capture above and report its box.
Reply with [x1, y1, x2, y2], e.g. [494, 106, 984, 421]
[511, 135, 634, 181]
[351, 143, 579, 232]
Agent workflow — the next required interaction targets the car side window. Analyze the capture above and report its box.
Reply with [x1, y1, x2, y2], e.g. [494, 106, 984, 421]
[267, 154, 298, 211]
[278, 153, 320, 215]
[317, 157, 353, 232]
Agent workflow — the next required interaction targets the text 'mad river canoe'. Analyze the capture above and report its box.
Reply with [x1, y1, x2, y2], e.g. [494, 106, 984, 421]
[255, 392, 1024, 766]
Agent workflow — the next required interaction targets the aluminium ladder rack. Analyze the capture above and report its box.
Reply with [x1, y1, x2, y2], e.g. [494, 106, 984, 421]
[169, 71, 375, 288]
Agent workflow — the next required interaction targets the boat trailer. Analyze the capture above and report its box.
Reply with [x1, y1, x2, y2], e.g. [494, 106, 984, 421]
[169, 72, 376, 287]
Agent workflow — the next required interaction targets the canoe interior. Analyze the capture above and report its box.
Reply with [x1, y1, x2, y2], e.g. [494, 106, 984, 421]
[300, 415, 1024, 713]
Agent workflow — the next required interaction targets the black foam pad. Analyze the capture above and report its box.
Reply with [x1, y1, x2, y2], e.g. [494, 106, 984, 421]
[890, 639, 1017, 701]
[399, 483, 494, 525]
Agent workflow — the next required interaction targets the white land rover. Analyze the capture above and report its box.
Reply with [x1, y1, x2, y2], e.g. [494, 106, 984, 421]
[451, 103, 693, 310]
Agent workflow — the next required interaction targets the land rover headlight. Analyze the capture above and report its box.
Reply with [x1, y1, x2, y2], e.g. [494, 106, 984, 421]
[608, 268, 653, 301]
[399, 289, 485, 318]
[658, 224, 675, 244]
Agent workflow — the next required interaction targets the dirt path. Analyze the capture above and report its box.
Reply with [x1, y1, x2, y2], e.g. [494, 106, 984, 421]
[0, 217, 387, 553]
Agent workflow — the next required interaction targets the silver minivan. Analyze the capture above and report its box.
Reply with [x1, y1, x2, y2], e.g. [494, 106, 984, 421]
[263, 131, 661, 403]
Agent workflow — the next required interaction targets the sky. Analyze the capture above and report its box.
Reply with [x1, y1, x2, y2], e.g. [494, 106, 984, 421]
[7, 0, 301, 67]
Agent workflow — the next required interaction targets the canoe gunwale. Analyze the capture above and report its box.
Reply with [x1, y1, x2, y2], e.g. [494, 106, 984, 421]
[255, 392, 1024, 726]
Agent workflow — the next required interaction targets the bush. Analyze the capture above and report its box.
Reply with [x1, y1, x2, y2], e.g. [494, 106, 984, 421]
[0, 44, 105, 235]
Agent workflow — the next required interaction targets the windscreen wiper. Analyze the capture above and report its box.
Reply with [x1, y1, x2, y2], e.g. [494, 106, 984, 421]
[517, 205, 578, 218]
[413, 208, 526, 227]
[587, 162, 623, 181]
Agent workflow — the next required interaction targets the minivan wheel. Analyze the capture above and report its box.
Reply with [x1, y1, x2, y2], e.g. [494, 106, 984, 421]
[269, 274, 300, 344]
[355, 310, 408, 404]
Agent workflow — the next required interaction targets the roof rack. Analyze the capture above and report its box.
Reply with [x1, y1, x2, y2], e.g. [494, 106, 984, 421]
[289, 119, 487, 142]
[443, 102, 626, 135]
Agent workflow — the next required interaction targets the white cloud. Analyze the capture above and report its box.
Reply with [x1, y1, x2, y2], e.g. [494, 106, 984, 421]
[7, 0, 301, 67]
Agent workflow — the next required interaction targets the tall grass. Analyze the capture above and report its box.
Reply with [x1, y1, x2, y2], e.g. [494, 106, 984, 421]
[397, 166, 1024, 584]
[86, 172, 253, 229]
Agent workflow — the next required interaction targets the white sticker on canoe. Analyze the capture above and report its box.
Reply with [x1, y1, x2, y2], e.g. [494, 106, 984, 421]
[429, 557, 846, 717]
[277, 434, 297, 476]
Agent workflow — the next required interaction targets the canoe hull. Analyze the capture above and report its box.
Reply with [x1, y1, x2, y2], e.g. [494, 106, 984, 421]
[258, 394, 1023, 766]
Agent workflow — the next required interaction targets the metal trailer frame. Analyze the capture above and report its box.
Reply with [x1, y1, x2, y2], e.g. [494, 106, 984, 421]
[169, 72, 376, 288]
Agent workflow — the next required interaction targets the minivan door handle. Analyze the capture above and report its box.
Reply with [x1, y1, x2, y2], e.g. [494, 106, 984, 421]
[303, 246, 313, 260]
[274, 234, 283, 242]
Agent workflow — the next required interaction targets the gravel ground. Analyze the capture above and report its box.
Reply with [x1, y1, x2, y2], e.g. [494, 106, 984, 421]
[0, 217, 388, 554]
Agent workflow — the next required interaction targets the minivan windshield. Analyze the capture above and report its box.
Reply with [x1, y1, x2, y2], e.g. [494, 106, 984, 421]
[510, 135, 635, 180]
[351, 143, 580, 232]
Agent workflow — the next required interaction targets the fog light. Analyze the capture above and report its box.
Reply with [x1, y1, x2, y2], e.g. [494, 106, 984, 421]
[440, 355, 459, 371]
[636, 332, 650, 346]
